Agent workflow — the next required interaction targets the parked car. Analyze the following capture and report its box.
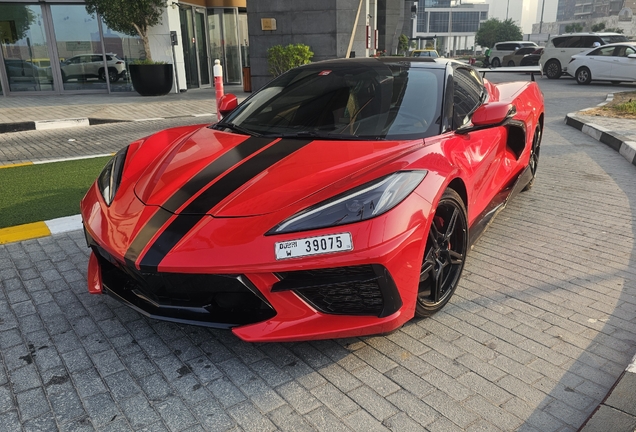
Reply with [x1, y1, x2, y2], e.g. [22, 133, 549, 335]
[60, 53, 127, 83]
[540, 32, 628, 79]
[520, 48, 544, 66]
[566, 42, 636, 85]
[502, 47, 537, 66]
[489, 41, 539, 67]
[410, 49, 439, 58]
[5, 59, 53, 84]
[81, 57, 544, 342]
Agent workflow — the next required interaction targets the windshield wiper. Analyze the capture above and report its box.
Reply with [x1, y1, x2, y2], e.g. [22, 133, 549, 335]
[211, 122, 261, 137]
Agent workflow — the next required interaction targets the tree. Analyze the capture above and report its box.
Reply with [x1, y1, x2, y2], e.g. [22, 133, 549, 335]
[398, 34, 409, 55]
[475, 18, 523, 50]
[565, 23, 584, 33]
[0, 5, 35, 43]
[267, 44, 314, 77]
[84, 0, 166, 62]
[591, 22, 605, 32]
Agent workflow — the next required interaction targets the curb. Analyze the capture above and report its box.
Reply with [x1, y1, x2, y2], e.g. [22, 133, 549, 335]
[0, 113, 215, 134]
[0, 154, 108, 244]
[565, 93, 636, 168]
[0, 214, 82, 245]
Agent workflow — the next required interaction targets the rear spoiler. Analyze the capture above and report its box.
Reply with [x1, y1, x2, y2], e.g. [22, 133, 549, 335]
[474, 66, 542, 81]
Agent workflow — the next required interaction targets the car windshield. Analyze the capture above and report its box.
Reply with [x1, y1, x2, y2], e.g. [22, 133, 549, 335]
[601, 35, 629, 44]
[218, 60, 445, 140]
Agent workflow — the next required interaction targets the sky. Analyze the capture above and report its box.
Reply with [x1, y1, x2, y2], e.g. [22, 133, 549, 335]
[477, 0, 559, 33]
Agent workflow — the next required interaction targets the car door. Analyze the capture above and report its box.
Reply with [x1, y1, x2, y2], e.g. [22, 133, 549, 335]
[610, 45, 636, 81]
[62, 56, 82, 78]
[585, 46, 615, 80]
[445, 67, 507, 222]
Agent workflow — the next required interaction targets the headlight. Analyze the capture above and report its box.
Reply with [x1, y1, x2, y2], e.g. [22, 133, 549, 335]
[97, 147, 128, 206]
[269, 171, 427, 234]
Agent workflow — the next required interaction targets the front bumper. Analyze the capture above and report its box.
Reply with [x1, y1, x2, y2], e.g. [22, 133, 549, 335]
[82, 182, 432, 342]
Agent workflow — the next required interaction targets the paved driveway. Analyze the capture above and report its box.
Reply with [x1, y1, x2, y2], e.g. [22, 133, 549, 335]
[0, 76, 635, 431]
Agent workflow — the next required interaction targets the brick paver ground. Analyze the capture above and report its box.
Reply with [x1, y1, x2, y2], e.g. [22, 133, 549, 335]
[0, 78, 635, 431]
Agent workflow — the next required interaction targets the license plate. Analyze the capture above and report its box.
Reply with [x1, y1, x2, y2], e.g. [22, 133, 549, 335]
[275, 233, 353, 260]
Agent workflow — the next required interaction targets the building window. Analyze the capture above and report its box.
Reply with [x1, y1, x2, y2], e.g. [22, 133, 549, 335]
[417, 11, 429, 33]
[450, 11, 480, 33]
[429, 12, 449, 33]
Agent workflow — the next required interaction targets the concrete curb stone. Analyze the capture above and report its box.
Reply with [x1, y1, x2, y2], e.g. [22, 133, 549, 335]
[0, 114, 215, 134]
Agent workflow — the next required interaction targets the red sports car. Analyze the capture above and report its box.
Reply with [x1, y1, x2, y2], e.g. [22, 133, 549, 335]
[81, 58, 544, 342]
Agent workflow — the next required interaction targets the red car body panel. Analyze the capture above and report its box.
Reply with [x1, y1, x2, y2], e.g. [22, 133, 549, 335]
[81, 59, 544, 342]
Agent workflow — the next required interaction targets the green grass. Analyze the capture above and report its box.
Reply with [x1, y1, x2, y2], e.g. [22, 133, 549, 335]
[614, 99, 636, 115]
[0, 156, 111, 229]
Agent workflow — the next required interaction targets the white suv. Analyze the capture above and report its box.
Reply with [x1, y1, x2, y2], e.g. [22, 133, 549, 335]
[540, 32, 628, 79]
[60, 53, 127, 83]
[489, 41, 539, 68]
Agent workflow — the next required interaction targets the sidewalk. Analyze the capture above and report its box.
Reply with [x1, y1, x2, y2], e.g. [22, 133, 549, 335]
[0, 85, 251, 133]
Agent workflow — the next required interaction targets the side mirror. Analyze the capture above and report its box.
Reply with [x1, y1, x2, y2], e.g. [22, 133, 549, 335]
[628, 54, 636, 59]
[472, 102, 516, 126]
[457, 102, 516, 134]
[218, 94, 238, 117]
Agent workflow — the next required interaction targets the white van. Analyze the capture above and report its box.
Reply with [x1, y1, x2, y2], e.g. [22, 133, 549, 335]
[540, 32, 629, 79]
[489, 41, 539, 68]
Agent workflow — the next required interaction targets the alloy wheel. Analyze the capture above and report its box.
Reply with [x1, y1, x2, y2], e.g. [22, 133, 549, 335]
[415, 189, 467, 317]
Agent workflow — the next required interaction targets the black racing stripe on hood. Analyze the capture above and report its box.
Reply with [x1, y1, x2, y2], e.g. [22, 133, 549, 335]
[163, 136, 276, 213]
[125, 136, 275, 264]
[138, 138, 314, 271]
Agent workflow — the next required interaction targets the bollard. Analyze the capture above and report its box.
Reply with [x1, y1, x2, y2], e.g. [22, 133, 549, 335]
[213, 59, 224, 121]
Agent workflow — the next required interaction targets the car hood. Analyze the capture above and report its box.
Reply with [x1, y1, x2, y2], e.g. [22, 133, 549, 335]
[133, 127, 419, 217]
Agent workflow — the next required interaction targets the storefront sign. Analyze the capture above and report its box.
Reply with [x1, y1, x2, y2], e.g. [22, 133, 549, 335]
[66, 41, 91, 51]
[261, 18, 276, 31]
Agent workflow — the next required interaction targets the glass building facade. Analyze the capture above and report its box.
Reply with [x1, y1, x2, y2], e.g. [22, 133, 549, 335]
[0, 1, 248, 97]
[0, 2, 143, 96]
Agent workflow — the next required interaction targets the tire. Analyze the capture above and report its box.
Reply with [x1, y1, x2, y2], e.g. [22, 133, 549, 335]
[491, 58, 501, 68]
[575, 67, 591, 85]
[415, 189, 468, 318]
[507, 60, 515, 67]
[99, 68, 119, 83]
[544, 59, 562, 79]
[523, 124, 542, 192]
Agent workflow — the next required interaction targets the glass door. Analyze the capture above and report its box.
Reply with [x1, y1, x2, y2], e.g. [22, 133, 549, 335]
[179, 6, 198, 89]
[208, 8, 242, 85]
[221, 9, 241, 84]
[0, 4, 55, 93]
[195, 10, 210, 86]
[179, 6, 210, 89]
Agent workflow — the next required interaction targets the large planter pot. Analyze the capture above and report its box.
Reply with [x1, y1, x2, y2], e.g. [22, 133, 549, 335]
[129, 64, 173, 96]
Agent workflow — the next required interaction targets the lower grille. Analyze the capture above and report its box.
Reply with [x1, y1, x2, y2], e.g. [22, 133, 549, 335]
[273, 265, 402, 317]
[93, 246, 276, 328]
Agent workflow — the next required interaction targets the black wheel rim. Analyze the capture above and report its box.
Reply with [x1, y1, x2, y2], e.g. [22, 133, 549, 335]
[109, 71, 117, 82]
[529, 126, 541, 176]
[418, 200, 467, 308]
[547, 62, 559, 77]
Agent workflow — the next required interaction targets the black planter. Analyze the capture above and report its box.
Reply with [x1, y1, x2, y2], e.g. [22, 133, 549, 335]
[129, 64, 173, 96]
